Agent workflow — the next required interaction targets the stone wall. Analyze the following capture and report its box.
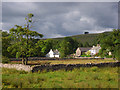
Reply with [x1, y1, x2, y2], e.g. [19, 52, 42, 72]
[0, 62, 119, 72]
[0, 63, 32, 72]
[32, 62, 120, 72]
[10, 57, 104, 61]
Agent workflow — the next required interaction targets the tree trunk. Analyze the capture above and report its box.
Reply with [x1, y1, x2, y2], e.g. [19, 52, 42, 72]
[22, 57, 25, 65]
[24, 57, 28, 65]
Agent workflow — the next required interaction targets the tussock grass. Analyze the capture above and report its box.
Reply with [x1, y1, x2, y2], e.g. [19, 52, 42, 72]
[2, 67, 118, 88]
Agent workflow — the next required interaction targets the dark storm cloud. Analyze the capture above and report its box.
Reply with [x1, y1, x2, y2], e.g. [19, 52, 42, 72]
[2, 2, 118, 38]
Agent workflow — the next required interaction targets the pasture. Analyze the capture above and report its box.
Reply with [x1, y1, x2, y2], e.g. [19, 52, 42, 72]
[2, 66, 119, 88]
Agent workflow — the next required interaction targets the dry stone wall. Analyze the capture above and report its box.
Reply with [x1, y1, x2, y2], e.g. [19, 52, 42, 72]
[10, 57, 104, 61]
[0, 63, 32, 72]
[0, 62, 120, 72]
[32, 62, 120, 72]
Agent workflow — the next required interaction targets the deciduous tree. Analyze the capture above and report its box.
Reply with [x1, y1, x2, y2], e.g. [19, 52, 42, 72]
[7, 13, 43, 65]
[99, 29, 120, 60]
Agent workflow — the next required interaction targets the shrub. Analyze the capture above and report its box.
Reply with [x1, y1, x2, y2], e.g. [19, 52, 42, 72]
[91, 67, 98, 72]
[106, 55, 112, 58]
[2, 56, 10, 63]
[81, 55, 91, 57]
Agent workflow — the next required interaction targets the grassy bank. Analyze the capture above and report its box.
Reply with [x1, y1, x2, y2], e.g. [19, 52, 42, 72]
[2, 67, 118, 88]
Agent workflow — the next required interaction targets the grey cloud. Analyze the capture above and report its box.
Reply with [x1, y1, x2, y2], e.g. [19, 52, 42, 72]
[2, 2, 118, 38]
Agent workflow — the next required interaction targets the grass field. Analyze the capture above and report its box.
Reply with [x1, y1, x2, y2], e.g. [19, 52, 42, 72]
[10, 59, 117, 66]
[2, 66, 119, 88]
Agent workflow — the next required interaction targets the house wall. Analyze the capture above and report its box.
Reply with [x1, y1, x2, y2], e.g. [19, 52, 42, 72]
[46, 49, 54, 58]
[55, 55, 59, 58]
[90, 50, 97, 55]
[76, 48, 81, 57]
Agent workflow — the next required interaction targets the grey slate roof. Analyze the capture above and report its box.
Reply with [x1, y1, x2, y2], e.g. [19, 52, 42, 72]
[78, 47, 92, 52]
[53, 49, 60, 55]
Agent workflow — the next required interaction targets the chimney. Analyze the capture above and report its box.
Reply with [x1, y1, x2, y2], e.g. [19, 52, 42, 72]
[97, 44, 100, 47]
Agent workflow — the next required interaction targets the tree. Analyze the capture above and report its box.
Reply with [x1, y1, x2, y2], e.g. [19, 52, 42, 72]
[83, 42, 90, 47]
[59, 37, 78, 58]
[59, 40, 71, 58]
[34, 39, 52, 57]
[78, 42, 83, 47]
[2, 31, 12, 57]
[99, 29, 120, 60]
[7, 13, 43, 65]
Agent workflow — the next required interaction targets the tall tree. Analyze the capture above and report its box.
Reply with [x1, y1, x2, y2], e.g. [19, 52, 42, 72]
[83, 42, 90, 47]
[59, 37, 78, 58]
[59, 40, 71, 58]
[2, 31, 12, 57]
[99, 29, 120, 60]
[7, 13, 43, 65]
[34, 39, 52, 57]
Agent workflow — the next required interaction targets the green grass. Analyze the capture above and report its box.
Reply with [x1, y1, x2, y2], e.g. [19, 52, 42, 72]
[2, 66, 119, 88]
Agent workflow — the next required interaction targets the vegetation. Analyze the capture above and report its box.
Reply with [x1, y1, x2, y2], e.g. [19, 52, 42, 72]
[2, 31, 12, 58]
[2, 56, 10, 64]
[2, 67, 118, 88]
[7, 13, 43, 65]
[98, 29, 120, 60]
[59, 37, 78, 58]
[52, 32, 111, 47]
[10, 59, 116, 65]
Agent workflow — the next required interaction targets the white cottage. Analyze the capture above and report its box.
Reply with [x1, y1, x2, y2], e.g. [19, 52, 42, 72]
[89, 44, 101, 55]
[46, 49, 60, 58]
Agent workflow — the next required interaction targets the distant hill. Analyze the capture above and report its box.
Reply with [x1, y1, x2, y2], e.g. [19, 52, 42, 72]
[49, 31, 111, 46]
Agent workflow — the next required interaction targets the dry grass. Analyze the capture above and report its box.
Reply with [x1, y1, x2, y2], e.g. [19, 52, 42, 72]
[10, 59, 117, 65]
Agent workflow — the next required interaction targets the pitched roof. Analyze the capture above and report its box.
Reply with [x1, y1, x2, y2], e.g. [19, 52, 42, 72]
[78, 47, 92, 52]
[53, 49, 60, 55]
[90, 45, 101, 50]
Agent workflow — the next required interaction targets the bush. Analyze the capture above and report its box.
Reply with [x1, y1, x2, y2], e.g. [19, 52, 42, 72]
[91, 67, 98, 72]
[80, 55, 91, 57]
[106, 55, 112, 58]
[2, 56, 10, 63]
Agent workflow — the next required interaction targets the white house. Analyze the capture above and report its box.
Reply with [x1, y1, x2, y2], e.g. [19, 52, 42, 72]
[89, 44, 101, 55]
[46, 49, 60, 58]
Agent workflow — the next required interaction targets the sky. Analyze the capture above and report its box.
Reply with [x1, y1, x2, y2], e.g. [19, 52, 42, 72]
[2, 1, 118, 38]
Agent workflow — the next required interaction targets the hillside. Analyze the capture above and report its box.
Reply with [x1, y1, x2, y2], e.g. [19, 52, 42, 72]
[50, 31, 111, 46]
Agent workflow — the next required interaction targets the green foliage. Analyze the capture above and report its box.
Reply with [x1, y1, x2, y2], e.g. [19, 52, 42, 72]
[99, 29, 120, 60]
[78, 42, 83, 47]
[80, 55, 91, 57]
[7, 13, 43, 64]
[85, 51, 91, 55]
[34, 39, 52, 57]
[83, 42, 90, 47]
[2, 56, 10, 63]
[59, 37, 78, 58]
[53, 33, 100, 46]
[91, 67, 98, 72]
[2, 31, 12, 57]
